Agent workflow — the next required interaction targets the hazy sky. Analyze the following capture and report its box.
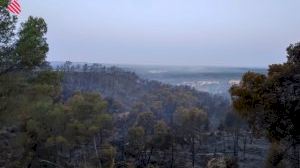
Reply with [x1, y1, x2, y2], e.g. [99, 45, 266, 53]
[19, 0, 300, 67]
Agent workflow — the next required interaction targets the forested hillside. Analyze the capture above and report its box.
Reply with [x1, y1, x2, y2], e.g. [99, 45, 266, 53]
[56, 62, 230, 127]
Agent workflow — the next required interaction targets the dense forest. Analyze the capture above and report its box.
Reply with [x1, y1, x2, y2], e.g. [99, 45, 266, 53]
[0, 2, 299, 168]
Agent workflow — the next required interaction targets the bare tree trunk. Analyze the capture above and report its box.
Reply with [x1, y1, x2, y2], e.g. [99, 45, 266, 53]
[233, 129, 239, 157]
[121, 134, 126, 162]
[171, 137, 174, 168]
[83, 148, 87, 168]
[243, 135, 247, 160]
[250, 132, 253, 144]
[26, 144, 38, 168]
[94, 136, 102, 168]
[99, 131, 103, 145]
[223, 134, 226, 153]
[192, 135, 195, 168]
[56, 144, 60, 167]
[146, 146, 154, 166]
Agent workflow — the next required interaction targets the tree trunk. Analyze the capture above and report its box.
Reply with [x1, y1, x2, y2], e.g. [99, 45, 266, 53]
[233, 129, 239, 157]
[192, 135, 195, 168]
[99, 131, 103, 144]
[146, 146, 154, 166]
[171, 137, 174, 168]
[223, 134, 226, 153]
[94, 136, 102, 168]
[83, 148, 87, 168]
[243, 135, 247, 160]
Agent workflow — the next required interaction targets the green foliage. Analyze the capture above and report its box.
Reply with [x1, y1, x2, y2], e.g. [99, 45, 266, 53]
[136, 112, 155, 135]
[174, 107, 209, 167]
[175, 107, 208, 138]
[0, 0, 9, 7]
[0, 7, 17, 74]
[67, 92, 107, 122]
[287, 42, 300, 64]
[100, 144, 117, 168]
[1, 11, 48, 75]
[231, 43, 300, 142]
[152, 120, 172, 150]
[15, 16, 49, 69]
[230, 42, 300, 166]
[0, 7, 16, 44]
[0, 13, 116, 166]
[128, 126, 145, 155]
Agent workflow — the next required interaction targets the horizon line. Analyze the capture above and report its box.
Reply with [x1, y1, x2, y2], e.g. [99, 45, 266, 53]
[48, 60, 268, 69]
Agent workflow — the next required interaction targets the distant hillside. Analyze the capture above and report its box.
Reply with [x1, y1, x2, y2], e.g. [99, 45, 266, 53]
[122, 64, 267, 95]
[51, 61, 267, 96]
[56, 62, 231, 127]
